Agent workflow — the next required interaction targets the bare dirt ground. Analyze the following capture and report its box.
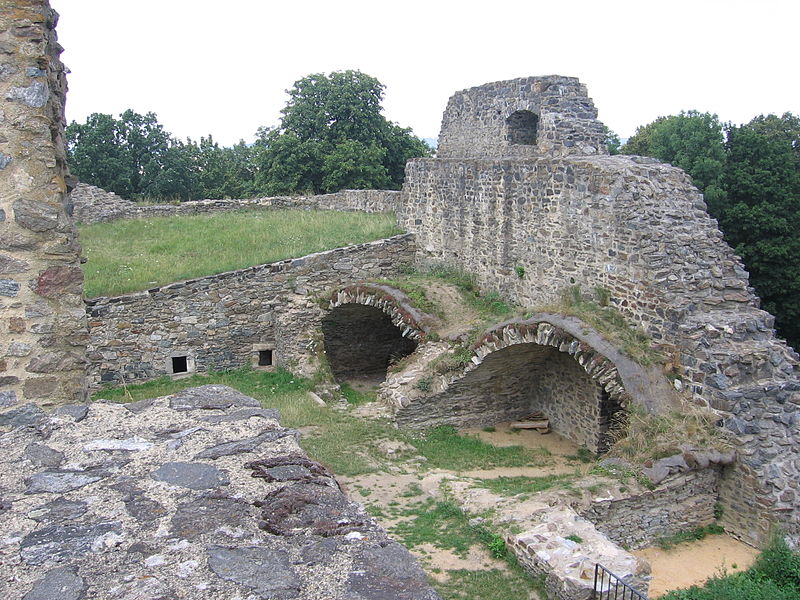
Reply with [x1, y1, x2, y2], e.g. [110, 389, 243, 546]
[338, 418, 755, 599]
[422, 281, 483, 338]
[339, 422, 583, 577]
[636, 534, 759, 597]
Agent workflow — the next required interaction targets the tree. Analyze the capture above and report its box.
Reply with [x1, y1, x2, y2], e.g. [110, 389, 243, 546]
[603, 125, 621, 155]
[720, 113, 800, 347]
[622, 111, 727, 213]
[66, 110, 175, 199]
[255, 70, 432, 194]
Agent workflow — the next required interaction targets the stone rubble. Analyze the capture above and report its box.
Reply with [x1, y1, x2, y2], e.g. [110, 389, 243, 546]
[0, 385, 441, 600]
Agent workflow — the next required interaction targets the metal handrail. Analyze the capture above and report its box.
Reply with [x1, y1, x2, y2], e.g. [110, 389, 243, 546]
[593, 563, 648, 600]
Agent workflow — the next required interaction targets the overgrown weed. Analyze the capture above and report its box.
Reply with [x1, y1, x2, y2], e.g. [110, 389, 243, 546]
[607, 404, 732, 463]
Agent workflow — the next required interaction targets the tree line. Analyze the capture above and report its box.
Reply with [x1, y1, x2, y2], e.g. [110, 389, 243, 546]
[66, 74, 799, 349]
[620, 111, 800, 349]
[65, 70, 432, 201]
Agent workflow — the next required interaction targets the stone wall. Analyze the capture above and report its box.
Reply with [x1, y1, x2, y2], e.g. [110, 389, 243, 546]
[402, 78, 800, 546]
[70, 182, 401, 225]
[436, 76, 607, 160]
[0, 0, 87, 411]
[579, 468, 721, 550]
[86, 235, 415, 387]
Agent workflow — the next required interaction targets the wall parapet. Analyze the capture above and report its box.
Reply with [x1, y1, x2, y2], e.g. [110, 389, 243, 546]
[71, 183, 401, 224]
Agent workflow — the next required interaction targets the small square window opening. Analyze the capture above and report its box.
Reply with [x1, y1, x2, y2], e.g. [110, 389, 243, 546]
[172, 355, 188, 373]
[258, 349, 273, 367]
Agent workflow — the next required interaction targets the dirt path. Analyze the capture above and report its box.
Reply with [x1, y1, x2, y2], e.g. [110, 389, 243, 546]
[422, 281, 483, 338]
[636, 535, 759, 597]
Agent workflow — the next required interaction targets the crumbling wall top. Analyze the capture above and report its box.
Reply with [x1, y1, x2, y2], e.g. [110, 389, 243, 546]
[436, 75, 607, 159]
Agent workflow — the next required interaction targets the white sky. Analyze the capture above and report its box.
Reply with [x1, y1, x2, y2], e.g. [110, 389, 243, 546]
[54, 0, 799, 147]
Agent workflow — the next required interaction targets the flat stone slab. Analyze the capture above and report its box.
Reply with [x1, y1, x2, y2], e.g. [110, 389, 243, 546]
[150, 462, 229, 489]
[22, 566, 86, 600]
[0, 402, 45, 429]
[207, 546, 301, 599]
[25, 469, 108, 494]
[168, 384, 261, 411]
[194, 429, 293, 460]
[0, 385, 440, 599]
[27, 498, 88, 523]
[20, 521, 121, 565]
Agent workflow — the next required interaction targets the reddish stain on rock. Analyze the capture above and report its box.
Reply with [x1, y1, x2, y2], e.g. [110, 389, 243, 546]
[33, 266, 83, 298]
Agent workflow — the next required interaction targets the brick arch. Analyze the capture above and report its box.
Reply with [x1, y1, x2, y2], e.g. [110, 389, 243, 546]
[470, 319, 632, 408]
[326, 283, 432, 342]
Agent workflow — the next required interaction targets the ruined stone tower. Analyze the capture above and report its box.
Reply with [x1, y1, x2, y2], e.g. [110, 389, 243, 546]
[401, 76, 800, 547]
[436, 75, 607, 159]
[0, 0, 87, 410]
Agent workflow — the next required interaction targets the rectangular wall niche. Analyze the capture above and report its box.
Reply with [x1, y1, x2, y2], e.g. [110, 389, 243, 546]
[259, 350, 273, 366]
[253, 344, 276, 370]
[167, 353, 195, 376]
[172, 356, 188, 373]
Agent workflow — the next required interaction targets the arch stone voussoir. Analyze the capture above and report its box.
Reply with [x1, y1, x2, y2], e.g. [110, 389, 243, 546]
[326, 283, 434, 342]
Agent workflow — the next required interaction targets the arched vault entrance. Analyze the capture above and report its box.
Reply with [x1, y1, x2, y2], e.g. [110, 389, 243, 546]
[394, 317, 639, 453]
[322, 284, 431, 384]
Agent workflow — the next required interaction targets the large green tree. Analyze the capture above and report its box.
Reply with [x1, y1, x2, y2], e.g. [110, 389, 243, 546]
[254, 70, 431, 194]
[720, 113, 800, 347]
[67, 110, 177, 199]
[622, 111, 727, 213]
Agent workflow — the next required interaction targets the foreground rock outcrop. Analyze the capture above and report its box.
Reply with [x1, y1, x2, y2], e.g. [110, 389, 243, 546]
[0, 385, 440, 600]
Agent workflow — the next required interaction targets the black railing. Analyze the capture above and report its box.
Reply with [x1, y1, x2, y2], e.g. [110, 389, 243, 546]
[593, 563, 648, 599]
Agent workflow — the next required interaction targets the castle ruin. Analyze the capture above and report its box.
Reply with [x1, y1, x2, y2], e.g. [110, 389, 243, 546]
[1, 2, 798, 597]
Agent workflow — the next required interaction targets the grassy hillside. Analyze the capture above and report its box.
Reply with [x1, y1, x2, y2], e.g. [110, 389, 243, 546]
[79, 209, 402, 297]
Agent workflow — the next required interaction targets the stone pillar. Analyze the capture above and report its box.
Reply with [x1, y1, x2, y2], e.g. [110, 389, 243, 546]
[0, 0, 87, 410]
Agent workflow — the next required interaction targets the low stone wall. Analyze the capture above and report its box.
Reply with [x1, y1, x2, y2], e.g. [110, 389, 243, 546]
[509, 506, 650, 600]
[71, 183, 401, 224]
[86, 235, 415, 386]
[579, 468, 721, 550]
[0, 385, 440, 599]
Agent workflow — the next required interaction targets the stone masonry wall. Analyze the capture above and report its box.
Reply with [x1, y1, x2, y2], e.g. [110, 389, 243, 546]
[579, 468, 721, 550]
[531, 350, 605, 452]
[402, 97, 800, 545]
[70, 182, 401, 225]
[436, 76, 607, 160]
[86, 235, 415, 387]
[0, 385, 441, 599]
[0, 0, 87, 411]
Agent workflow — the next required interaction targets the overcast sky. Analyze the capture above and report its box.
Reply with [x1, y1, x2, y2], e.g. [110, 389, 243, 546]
[54, 0, 799, 147]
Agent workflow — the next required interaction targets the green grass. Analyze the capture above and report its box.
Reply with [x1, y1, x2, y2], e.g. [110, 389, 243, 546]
[339, 383, 376, 406]
[409, 426, 551, 472]
[79, 209, 402, 297]
[378, 277, 443, 317]
[656, 524, 726, 550]
[475, 473, 577, 496]
[390, 499, 546, 600]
